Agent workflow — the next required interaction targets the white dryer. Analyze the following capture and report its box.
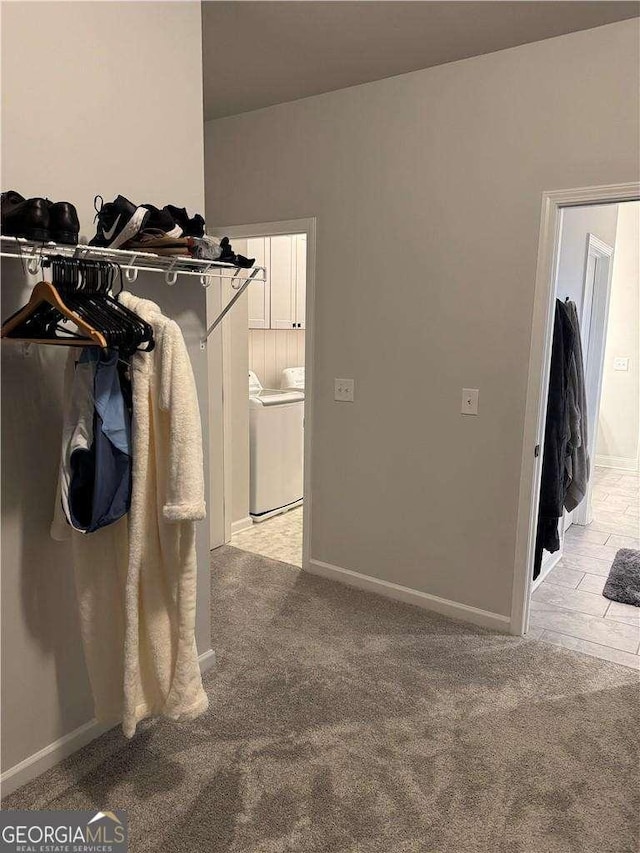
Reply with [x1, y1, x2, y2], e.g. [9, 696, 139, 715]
[248, 371, 304, 521]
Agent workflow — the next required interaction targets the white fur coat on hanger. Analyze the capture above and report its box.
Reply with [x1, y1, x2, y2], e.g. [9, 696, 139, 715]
[52, 291, 208, 737]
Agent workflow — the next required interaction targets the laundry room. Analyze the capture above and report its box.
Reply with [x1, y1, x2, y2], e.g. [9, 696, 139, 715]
[206, 224, 310, 567]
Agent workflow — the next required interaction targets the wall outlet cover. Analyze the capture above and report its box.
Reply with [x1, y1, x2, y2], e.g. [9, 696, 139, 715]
[461, 388, 479, 415]
[334, 378, 355, 402]
[613, 357, 630, 371]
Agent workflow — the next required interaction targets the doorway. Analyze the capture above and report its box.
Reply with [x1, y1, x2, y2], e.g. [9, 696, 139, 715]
[206, 218, 316, 570]
[532, 204, 617, 589]
[514, 186, 640, 666]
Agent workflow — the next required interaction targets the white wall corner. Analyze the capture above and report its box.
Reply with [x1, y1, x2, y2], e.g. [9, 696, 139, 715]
[231, 517, 254, 535]
[305, 558, 511, 632]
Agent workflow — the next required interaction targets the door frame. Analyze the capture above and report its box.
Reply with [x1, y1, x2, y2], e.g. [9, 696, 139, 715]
[510, 182, 639, 636]
[571, 233, 615, 527]
[207, 217, 316, 567]
[530, 232, 615, 593]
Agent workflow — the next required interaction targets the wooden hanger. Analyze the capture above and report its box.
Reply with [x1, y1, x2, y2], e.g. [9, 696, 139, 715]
[1, 281, 108, 348]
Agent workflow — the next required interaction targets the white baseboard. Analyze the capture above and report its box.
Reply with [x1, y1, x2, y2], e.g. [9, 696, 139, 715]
[1, 648, 217, 799]
[231, 516, 253, 534]
[0, 717, 112, 800]
[198, 648, 216, 674]
[595, 454, 639, 473]
[305, 558, 510, 632]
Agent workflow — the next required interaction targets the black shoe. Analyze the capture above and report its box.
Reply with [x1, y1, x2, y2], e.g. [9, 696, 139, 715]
[48, 201, 79, 245]
[1, 190, 25, 219]
[218, 236, 235, 263]
[218, 236, 255, 268]
[141, 204, 183, 237]
[164, 205, 205, 238]
[89, 195, 150, 249]
[1, 191, 51, 242]
[233, 253, 255, 269]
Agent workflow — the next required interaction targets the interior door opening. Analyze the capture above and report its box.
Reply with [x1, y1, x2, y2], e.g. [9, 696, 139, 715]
[206, 219, 315, 571]
[525, 199, 640, 666]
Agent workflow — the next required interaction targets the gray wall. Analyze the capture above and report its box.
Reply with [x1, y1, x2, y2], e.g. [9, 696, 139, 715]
[1, 1, 208, 774]
[205, 19, 640, 618]
[556, 204, 619, 314]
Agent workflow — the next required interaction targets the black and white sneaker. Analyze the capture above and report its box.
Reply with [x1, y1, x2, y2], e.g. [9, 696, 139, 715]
[89, 195, 150, 249]
[165, 205, 205, 238]
[142, 204, 184, 238]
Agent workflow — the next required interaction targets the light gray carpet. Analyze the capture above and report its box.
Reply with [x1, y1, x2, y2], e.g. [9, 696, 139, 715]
[4, 545, 639, 852]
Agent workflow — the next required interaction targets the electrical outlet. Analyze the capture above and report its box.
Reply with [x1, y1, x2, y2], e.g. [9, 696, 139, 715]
[334, 378, 355, 402]
[461, 388, 479, 415]
[614, 357, 630, 371]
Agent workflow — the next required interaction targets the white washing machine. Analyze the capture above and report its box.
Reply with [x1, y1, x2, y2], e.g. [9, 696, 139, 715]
[281, 366, 305, 391]
[249, 371, 304, 521]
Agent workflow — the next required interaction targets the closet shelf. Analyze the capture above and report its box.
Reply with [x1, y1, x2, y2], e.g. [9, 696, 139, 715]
[0, 235, 267, 286]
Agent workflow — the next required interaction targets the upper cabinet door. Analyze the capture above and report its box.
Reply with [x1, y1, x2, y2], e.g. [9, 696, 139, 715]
[294, 234, 307, 329]
[246, 237, 271, 329]
[269, 235, 297, 329]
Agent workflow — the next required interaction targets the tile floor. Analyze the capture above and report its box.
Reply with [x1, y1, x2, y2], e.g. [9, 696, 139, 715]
[530, 466, 640, 670]
[231, 506, 303, 567]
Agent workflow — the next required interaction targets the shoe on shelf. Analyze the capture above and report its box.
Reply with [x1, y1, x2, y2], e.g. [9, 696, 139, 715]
[1, 191, 51, 242]
[141, 204, 183, 238]
[164, 205, 205, 238]
[47, 200, 79, 245]
[1, 190, 26, 220]
[89, 195, 150, 249]
[125, 228, 190, 255]
[218, 236, 255, 268]
[231, 253, 255, 269]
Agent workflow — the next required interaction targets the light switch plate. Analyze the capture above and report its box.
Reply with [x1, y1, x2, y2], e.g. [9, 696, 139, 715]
[334, 378, 355, 402]
[461, 388, 479, 415]
[614, 357, 630, 371]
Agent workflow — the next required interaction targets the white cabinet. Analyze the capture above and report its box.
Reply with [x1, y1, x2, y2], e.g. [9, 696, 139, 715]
[248, 234, 306, 330]
[270, 235, 297, 329]
[247, 237, 271, 329]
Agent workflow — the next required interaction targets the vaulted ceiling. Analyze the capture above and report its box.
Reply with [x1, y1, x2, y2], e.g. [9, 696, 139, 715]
[202, 1, 639, 120]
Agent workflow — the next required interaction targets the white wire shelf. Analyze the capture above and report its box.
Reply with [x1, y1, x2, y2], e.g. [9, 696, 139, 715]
[0, 235, 266, 286]
[1, 235, 265, 347]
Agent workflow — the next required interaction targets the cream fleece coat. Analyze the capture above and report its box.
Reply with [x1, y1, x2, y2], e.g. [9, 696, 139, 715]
[52, 292, 208, 737]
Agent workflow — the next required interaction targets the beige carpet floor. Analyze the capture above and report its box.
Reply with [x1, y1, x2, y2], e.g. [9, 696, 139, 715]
[3, 546, 639, 852]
